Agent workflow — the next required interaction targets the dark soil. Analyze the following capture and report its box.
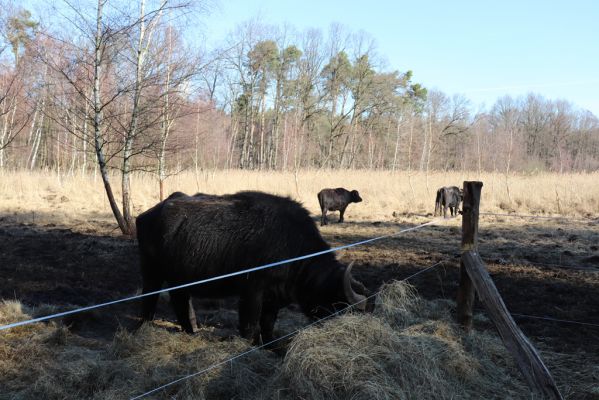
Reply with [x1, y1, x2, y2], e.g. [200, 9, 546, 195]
[1, 215, 598, 397]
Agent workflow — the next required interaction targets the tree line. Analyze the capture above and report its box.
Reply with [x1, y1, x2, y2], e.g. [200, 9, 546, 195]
[1, 1, 598, 233]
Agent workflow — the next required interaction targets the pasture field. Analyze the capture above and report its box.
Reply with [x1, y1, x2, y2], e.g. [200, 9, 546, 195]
[0, 170, 598, 399]
[1, 169, 598, 231]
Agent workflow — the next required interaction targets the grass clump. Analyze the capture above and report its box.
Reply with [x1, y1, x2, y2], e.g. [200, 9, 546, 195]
[277, 281, 530, 400]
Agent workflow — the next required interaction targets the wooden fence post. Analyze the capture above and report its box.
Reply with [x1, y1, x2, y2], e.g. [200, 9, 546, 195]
[457, 180, 564, 399]
[456, 181, 480, 331]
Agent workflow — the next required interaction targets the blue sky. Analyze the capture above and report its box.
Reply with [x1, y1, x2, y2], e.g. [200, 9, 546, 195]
[203, 0, 599, 115]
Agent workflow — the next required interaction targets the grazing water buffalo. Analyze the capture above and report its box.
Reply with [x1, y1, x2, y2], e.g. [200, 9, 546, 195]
[434, 186, 463, 218]
[136, 191, 368, 344]
[317, 188, 363, 226]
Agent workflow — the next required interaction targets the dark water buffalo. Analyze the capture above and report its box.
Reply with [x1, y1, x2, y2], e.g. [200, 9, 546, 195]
[434, 186, 463, 218]
[317, 188, 363, 226]
[136, 191, 368, 344]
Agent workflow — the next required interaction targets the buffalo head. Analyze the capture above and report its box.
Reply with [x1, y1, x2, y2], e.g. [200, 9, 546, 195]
[306, 261, 369, 319]
[350, 190, 363, 203]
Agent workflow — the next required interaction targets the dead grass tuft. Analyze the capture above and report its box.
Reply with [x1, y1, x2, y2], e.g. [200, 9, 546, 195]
[279, 281, 530, 400]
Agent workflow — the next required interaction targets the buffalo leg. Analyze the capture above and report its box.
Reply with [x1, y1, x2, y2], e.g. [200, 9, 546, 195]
[443, 191, 451, 218]
[169, 290, 198, 334]
[140, 267, 163, 324]
[434, 189, 443, 217]
[339, 206, 347, 223]
[239, 291, 263, 344]
[321, 208, 328, 226]
[259, 300, 280, 344]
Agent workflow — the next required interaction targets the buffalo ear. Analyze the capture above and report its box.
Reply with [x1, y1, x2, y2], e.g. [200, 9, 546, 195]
[343, 262, 367, 310]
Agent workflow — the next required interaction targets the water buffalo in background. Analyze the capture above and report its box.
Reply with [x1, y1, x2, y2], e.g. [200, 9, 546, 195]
[317, 188, 363, 226]
[434, 186, 463, 218]
[136, 191, 368, 344]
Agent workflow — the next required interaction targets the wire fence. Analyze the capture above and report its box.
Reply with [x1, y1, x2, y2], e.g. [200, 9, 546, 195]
[482, 258, 599, 273]
[480, 212, 596, 223]
[477, 211, 599, 273]
[0, 218, 449, 332]
[129, 258, 450, 400]
[512, 313, 599, 328]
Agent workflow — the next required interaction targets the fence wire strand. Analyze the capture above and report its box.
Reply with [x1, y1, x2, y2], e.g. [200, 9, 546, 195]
[511, 313, 599, 328]
[482, 258, 599, 273]
[480, 212, 595, 223]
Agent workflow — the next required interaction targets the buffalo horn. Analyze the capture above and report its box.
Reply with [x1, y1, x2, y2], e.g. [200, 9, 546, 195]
[343, 262, 367, 310]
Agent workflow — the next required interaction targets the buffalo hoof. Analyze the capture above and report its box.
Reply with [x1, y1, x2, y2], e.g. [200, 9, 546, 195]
[251, 333, 263, 346]
[219, 334, 238, 342]
[134, 319, 153, 332]
[365, 301, 376, 313]
[182, 327, 199, 335]
[262, 335, 290, 355]
[265, 342, 288, 357]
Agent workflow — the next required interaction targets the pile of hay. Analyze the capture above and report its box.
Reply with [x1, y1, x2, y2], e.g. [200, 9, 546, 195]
[277, 283, 529, 399]
[0, 282, 587, 399]
[0, 301, 278, 399]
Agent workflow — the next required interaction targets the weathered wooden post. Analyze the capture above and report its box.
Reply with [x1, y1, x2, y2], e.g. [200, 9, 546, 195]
[457, 181, 564, 399]
[456, 181, 480, 331]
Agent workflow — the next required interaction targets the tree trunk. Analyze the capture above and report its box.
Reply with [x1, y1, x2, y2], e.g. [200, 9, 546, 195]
[269, 75, 283, 169]
[407, 115, 414, 171]
[29, 117, 43, 169]
[82, 92, 90, 175]
[158, 21, 173, 201]
[226, 114, 238, 169]
[69, 112, 78, 176]
[259, 89, 266, 169]
[94, 0, 128, 235]
[0, 94, 18, 168]
[392, 117, 401, 171]
[240, 91, 253, 169]
[194, 103, 202, 190]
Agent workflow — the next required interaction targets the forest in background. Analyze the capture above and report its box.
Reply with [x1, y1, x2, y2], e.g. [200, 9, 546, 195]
[1, 0, 598, 233]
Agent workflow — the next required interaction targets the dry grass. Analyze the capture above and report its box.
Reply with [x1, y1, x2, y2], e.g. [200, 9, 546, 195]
[0, 300, 279, 399]
[282, 282, 531, 400]
[1, 169, 598, 232]
[2, 282, 571, 400]
[2, 282, 592, 399]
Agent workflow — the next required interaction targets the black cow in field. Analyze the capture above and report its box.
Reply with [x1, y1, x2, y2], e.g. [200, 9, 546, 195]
[136, 191, 368, 344]
[317, 188, 363, 226]
[434, 186, 463, 218]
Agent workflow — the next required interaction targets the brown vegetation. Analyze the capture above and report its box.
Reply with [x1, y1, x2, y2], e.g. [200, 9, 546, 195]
[0, 170, 597, 234]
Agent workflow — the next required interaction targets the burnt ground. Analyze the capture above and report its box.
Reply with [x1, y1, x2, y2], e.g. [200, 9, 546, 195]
[0, 214, 598, 396]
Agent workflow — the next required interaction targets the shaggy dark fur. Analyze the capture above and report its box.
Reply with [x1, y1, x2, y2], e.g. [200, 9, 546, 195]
[136, 191, 367, 343]
[317, 188, 363, 226]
